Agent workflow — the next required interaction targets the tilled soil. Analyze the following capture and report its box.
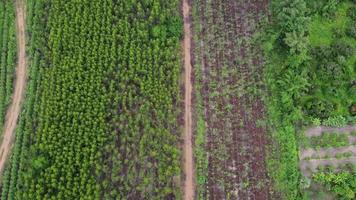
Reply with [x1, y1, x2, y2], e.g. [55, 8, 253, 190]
[194, 0, 271, 199]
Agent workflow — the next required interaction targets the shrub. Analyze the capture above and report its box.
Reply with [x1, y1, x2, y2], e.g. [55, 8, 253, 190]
[304, 98, 335, 119]
[311, 117, 321, 126]
[332, 27, 344, 38]
[332, 40, 354, 58]
[313, 172, 356, 200]
[322, 115, 347, 127]
[346, 23, 356, 39]
[347, 6, 356, 21]
[351, 131, 356, 136]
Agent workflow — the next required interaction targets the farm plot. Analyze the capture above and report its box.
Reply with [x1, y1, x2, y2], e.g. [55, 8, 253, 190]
[300, 126, 356, 199]
[192, 0, 271, 199]
[300, 126, 356, 177]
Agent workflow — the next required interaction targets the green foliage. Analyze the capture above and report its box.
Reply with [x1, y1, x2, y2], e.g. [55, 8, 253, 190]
[264, 0, 311, 198]
[266, 0, 355, 199]
[346, 22, 356, 38]
[307, 0, 341, 18]
[303, 7, 356, 119]
[351, 131, 356, 136]
[304, 98, 335, 119]
[0, 1, 16, 132]
[313, 172, 356, 200]
[331, 40, 354, 58]
[3, 0, 183, 199]
[312, 118, 321, 126]
[347, 6, 356, 21]
[322, 115, 347, 127]
[308, 132, 349, 148]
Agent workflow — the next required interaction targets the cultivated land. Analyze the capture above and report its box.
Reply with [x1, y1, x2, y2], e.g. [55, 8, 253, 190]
[0, 0, 354, 199]
[300, 126, 356, 177]
[0, 0, 26, 175]
[193, 0, 271, 199]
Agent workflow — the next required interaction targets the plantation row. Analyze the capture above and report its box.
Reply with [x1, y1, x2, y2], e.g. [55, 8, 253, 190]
[0, 1, 16, 132]
[1, 0, 182, 199]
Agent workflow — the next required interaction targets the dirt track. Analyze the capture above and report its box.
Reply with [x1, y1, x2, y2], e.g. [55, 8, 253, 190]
[182, 0, 194, 199]
[0, 0, 26, 174]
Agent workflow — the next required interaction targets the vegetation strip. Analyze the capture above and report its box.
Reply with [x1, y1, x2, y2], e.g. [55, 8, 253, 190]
[0, 0, 17, 136]
[0, 0, 26, 175]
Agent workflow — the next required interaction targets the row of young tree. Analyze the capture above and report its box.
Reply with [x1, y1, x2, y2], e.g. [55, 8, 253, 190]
[1, 0, 182, 199]
[0, 1, 16, 132]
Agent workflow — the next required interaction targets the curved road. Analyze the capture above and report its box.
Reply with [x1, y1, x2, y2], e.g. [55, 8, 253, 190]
[0, 0, 26, 174]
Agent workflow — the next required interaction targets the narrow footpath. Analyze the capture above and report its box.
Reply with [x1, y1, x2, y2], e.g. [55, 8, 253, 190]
[182, 0, 194, 199]
[0, 0, 26, 174]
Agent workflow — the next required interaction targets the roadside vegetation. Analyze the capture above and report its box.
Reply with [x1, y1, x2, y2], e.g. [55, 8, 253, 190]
[0, 1, 16, 132]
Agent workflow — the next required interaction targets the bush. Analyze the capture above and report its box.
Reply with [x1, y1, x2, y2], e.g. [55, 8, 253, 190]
[347, 6, 356, 21]
[332, 27, 344, 38]
[312, 117, 321, 126]
[346, 116, 356, 124]
[332, 40, 354, 58]
[346, 23, 356, 39]
[313, 172, 356, 200]
[304, 98, 335, 119]
[351, 131, 356, 136]
[322, 115, 347, 127]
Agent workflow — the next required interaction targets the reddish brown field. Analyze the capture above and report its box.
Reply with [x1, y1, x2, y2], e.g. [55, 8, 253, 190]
[193, 0, 272, 199]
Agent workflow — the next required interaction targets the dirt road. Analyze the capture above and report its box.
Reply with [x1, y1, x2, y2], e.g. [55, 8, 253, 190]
[0, 0, 26, 174]
[182, 0, 194, 199]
